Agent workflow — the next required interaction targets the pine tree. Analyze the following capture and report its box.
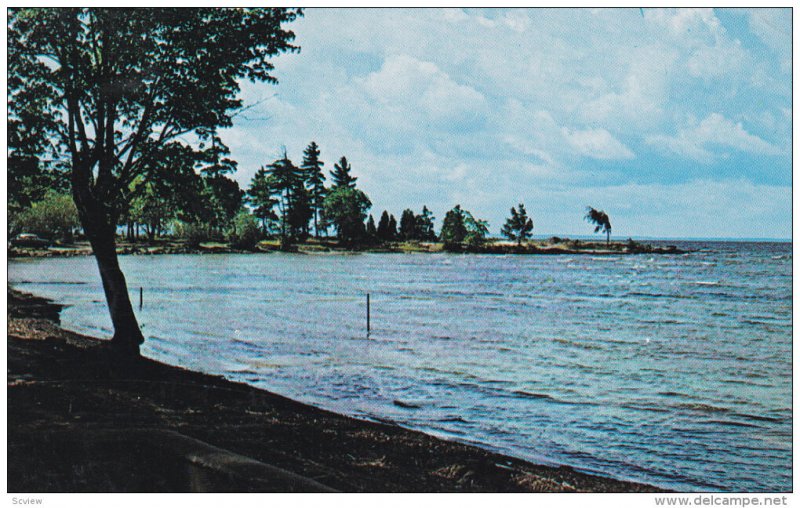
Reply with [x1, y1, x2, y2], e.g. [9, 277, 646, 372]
[265, 149, 308, 248]
[416, 205, 436, 241]
[388, 214, 398, 240]
[399, 209, 417, 240]
[441, 205, 467, 250]
[330, 156, 357, 189]
[377, 210, 391, 241]
[366, 214, 377, 239]
[247, 167, 278, 234]
[301, 141, 326, 237]
[501, 203, 534, 246]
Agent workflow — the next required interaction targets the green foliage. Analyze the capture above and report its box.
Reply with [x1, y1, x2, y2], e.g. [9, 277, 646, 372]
[247, 167, 279, 233]
[441, 205, 488, 251]
[501, 203, 534, 245]
[463, 211, 490, 249]
[15, 192, 80, 242]
[399, 209, 417, 240]
[416, 206, 437, 241]
[366, 214, 377, 240]
[585, 206, 612, 244]
[301, 141, 327, 237]
[259, 150, 312, 247]
[172, 221, 210, 249]
[227, 210, 264, 251]
[440, 205, 468, 250]
[330, 156, 357, 189]
[322, 186, 372, 246]
[376, 210, 393, 242]
[202, 175, 245, 237]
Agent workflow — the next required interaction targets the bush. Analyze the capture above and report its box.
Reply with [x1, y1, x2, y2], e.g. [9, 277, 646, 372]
[15, 192, 79, 242]
[227, 211, 264, 251]
[173, 221, 210, 249]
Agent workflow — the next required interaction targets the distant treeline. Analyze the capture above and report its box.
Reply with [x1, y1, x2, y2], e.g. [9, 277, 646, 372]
[10, 140, 612, 252]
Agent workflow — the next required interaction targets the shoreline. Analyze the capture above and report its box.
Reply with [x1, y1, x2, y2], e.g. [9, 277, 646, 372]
[8, 286, 663, 493]
[8, 237, 686, 258]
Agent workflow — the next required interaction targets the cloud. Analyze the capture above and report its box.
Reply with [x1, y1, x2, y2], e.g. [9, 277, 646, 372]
[358, 54, 488, 130]
[562, 127, 635, 160]
[217, 8, 790, 239]
[646, 113, 781, 162]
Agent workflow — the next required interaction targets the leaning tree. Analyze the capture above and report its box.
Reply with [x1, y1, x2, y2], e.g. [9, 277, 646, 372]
[585, 206, 612, 245]
[8, 8, 301, 357]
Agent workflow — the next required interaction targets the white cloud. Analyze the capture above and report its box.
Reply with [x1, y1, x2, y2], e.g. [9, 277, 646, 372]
[216, 8, 790, 239]
[562, 128, 635, 160]
[646, 113, 781, 162]
[357, 54, 488, 130]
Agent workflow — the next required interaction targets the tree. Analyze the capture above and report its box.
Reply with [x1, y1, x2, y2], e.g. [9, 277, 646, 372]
[330, 156, 357, 189]
[301, 141, 326, 237]
[440, 205, 468, 250]
[501, 203, 534, 246]
[322, 187, 372, 246]
[415, 206, 437, 241]
[441, 205, 488, 250]
[376, 210, 392, 241]
[365, 214, 377, 241]
[261, 150, 310, 248]
[227, 209, 264, 251]
[388, 214, 398, 240]
[15, 191, 80, 242]
[399, 209, 417, 241]
[8, 8, 301, 355]
[463, 210, 490, 249]
[202, 175, 245, 238]
[247, 167, 279, 234]
[585, 206, 612, 245]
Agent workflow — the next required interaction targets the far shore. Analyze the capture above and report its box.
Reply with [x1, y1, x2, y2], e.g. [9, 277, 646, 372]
[7, 287, 664, 492]
[8, 236, 686, 259]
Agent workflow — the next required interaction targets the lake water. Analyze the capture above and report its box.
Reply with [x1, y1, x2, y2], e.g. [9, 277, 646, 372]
[8, 241, 792, 491]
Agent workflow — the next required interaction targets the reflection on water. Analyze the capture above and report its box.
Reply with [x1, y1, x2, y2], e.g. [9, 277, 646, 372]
[9, 241, 791, 491]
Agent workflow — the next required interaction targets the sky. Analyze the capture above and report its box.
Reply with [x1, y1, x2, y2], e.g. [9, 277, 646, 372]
[219, 8, 792, 240]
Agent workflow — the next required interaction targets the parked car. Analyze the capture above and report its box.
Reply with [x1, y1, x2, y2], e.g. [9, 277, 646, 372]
[10, 233, 50, 248]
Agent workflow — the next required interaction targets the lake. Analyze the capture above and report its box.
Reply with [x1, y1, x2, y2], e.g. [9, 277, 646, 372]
[8, 241, 792, 491]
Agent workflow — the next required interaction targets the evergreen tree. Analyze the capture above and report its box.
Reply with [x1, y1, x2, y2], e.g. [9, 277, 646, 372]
[301, 141, 326, 237]
[415, 206, 436, 241]
[388, 214, 398, 240]
[247, 167, 279, 234]
[265, 150, 308, 248]
[441, 205, 468, 250]
[501, 203, 534, 246]
[399, 209, 417, 240]
[330, 156, 357, 189]
[366, 214, 377, 240]
[377, 210, 392, 241]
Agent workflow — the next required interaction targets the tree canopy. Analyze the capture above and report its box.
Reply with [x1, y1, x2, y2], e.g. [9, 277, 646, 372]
[501, 203, 534, 246]
[8, 7, 302, 354]
[585, 206, 612, 245]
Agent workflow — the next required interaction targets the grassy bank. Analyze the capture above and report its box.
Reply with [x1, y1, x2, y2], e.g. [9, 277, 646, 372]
[7, 287, 663, 493]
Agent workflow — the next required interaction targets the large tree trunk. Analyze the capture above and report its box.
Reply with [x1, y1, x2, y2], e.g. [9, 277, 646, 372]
[73, 188, 144, 357]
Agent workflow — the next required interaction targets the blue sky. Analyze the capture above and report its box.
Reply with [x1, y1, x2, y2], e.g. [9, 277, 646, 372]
[220, 8, 791, 239]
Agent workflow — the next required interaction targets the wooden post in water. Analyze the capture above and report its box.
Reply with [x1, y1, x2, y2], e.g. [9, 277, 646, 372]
[139, 287, 143, 310]
[366, 293, 370, 336]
